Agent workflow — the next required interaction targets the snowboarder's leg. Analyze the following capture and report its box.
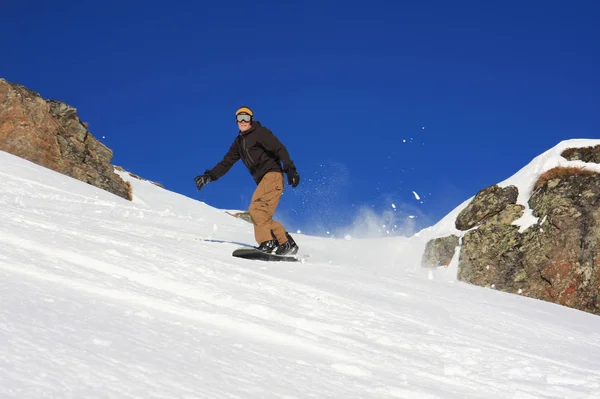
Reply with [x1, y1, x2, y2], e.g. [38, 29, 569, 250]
[249, 172, 288, 245]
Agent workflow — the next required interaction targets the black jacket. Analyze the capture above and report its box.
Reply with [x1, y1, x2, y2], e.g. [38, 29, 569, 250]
[206, 121, 295, 185]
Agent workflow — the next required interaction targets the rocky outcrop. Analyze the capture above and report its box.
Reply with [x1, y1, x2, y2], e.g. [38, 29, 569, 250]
[521, 173, 600, 313]
[561, 144, 600, 163]
[226, 210, 253, 223]
[421, 235, 459, 268]
[455, 185, 519, 230]
[114, 166, 164, 189]
[453, 185, 525, 287]
[0, 78, 131, 200]
[422, 162, 600, 316]
[458, 203, 525, 289]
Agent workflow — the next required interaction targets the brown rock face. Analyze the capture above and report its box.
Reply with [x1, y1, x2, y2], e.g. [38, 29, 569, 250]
[0, 79, 131, 200]
[226, 210, 253, 223]
[424, 161, 600, 315]
[421, 235, 459, 268]
[455, 185, 519, 230]
[521, 173, 600, 314]
[458, 204, 525, 289]
[561, 145, 600, 163]
[449, 171, 600, 316]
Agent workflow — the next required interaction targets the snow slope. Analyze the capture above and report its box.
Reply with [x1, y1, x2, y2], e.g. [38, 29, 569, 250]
[1, 146, 600, 399]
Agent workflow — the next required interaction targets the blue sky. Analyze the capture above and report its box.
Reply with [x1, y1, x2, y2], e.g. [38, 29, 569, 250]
[3, 0, 599, 237]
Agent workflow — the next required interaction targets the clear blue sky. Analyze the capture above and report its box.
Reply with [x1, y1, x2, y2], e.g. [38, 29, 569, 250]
[3, 1, 599, 237]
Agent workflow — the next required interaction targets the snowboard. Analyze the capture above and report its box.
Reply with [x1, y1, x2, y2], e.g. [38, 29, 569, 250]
[232, 247, 300, 262]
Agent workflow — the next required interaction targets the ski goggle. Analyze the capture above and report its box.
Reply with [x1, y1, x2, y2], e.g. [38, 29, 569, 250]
[236, 114, 252, 123]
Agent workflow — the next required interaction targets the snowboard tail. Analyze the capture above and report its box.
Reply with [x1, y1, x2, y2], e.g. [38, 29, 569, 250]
[232, 247, 300, 262]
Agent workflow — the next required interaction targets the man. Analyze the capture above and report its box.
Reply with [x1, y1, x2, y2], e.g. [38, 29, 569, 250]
[194, 106, 300, 255]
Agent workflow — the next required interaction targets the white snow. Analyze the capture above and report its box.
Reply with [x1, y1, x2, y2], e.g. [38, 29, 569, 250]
[412, 191, 421, 200]
[1, 141, 600, 398]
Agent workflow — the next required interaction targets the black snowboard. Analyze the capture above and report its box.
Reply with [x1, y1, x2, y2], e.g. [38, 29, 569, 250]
[232, 247, 300, 262]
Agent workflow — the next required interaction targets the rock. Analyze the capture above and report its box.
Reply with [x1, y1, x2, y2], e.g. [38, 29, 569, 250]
[114, 166, 164, 188]
[561, 145, 600, 164]
[458, 204, 525, 289]
[421, 235, 459, 268]
[226, 211, 253, 223]
[520, 173, 600, 314]
[455, 185, 519, 230]
[456, 168, 600, 316]
[0, 79, 131, 200]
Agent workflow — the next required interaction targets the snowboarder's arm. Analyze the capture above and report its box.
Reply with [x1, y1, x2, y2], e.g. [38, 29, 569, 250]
[258, 129, 295, 171]
[206, 140, 240, 181]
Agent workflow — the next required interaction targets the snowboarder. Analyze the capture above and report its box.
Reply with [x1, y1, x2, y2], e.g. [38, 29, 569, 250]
[194, 106, 300, 256]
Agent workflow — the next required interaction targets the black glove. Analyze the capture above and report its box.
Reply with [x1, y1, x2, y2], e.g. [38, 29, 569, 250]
[285, 166, 300, 188]
[194, 174, 211, 190]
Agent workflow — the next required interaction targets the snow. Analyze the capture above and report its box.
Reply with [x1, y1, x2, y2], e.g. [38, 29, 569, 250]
[1, 142, 600, 398]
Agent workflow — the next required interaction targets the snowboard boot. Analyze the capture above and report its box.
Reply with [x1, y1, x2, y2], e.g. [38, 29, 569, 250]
[275, 232, 299, 256]
[271, 230, 280, 247]
[256, 240, 277, 253]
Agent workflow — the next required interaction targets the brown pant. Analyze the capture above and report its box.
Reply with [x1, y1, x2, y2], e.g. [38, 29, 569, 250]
[249, 171, 288, 245]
